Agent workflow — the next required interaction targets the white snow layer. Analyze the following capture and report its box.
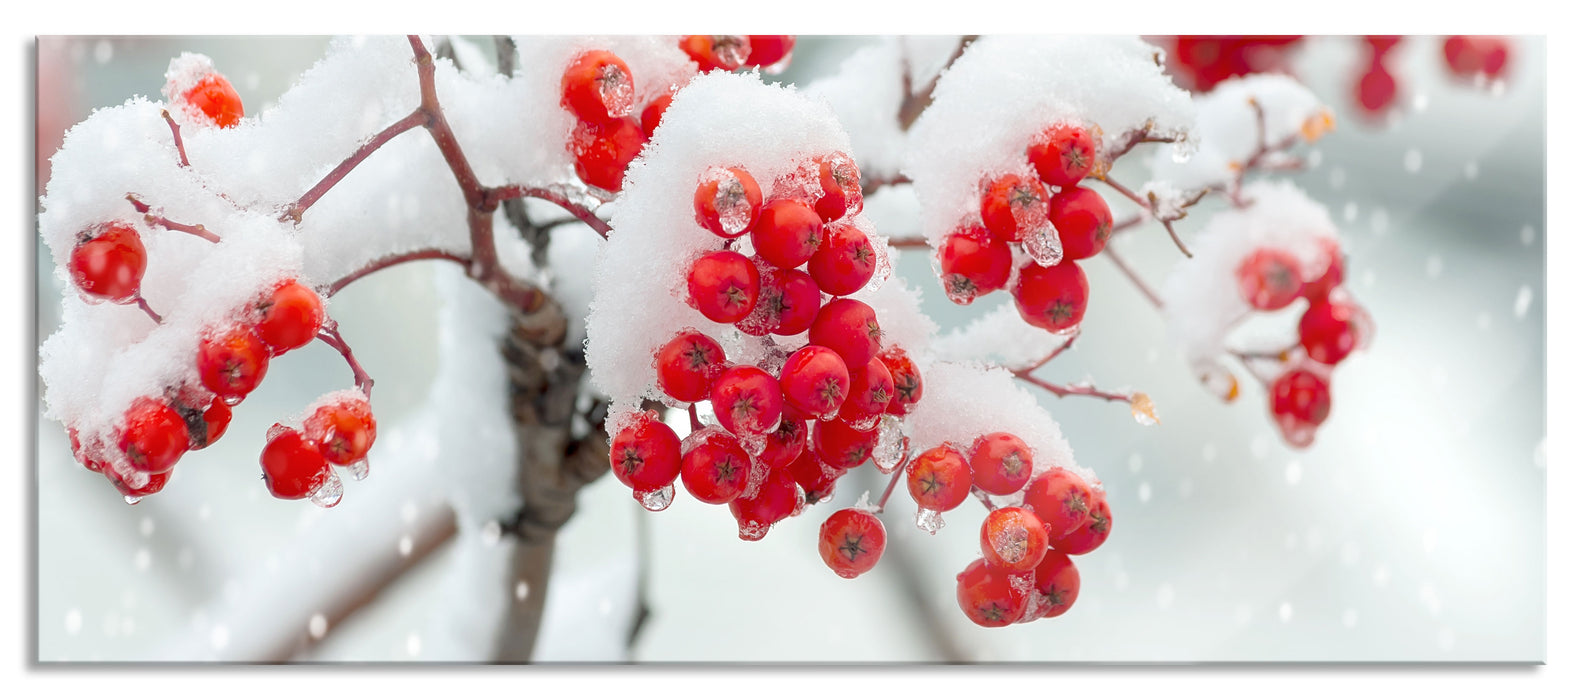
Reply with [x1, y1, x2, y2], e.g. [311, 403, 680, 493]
[1146, 73, 1330, 195]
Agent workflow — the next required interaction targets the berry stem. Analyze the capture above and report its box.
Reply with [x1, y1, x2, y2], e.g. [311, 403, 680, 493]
[486, 184, 612, 239]
[873, 456, 909, 514]
[886, 236, 930, 250]
[160, 109, 190, 168]
[282, 109, 430, 224]
[1009, 372, 1133, 404]
[687, 404, 703, 432]
[126, 194, 222, 243]
[1101, 126, 1182, 165]
[1102, 247, 1163, 309]
[1010, 329, 1080, 374]
[971, 486, 995, 512]
[1095, 174, 1193, 258]
[860, 173, 912, 196]
[316, 320, 375, 397]
[134, 295, 162, 324]
[325, 248, 471, 297]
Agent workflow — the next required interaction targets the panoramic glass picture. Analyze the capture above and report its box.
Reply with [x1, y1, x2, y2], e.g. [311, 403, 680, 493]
[34, 34, 1543, 662]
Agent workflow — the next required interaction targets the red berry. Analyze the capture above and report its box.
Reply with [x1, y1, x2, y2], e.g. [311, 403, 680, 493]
[819, 508, 886, 579]
[182, 72, 244, 128]
[1011, 259, 1088, 333]
[1443, 36, 1510, 80]
[69, 221, 147, 303]
[199, 397, 232, 448]
[807, 222, 877, 296]
[878, 346, 922, 415]
[956, 557, 1031, 627]
[1048, 186, 1113, 261]
[118, 397, 188, 474]
[1299, 301, 1360, 365]
[1028, 124, 1097, 188]
[980, 506, 1050, 573]
[1271, 367, 1331, 427]
[640, 92, 673, 140]
[1364, 35, 1403, 56]
[679, 35, 749, 72]
[1355, 63, 1397, 116]
[1303, 239, 1345, 303]
[560, 50, 634, 123]
[788, 447, 843, 504]
[739, 267, 821, 337]
[837, 356, 895, 426]
[813, 153, 862, 222]
[69, 428, 105, 472]
[655, 330, 726, 403]
[196, 325, 270, 401]
[745, 35, 796, 70]
[1023, 468, 1093, 540]
[686, 250, 760, 324]
[750, 199, 824, 270]
[938, 224, 1012, 305]
[1236, 247, 1304, 311]
[979, 172, 1049, 243]
[255, 280, 325, 355]
[812, 418, 879, 471]
[729, 467, 800, 541]
[694, 166, 763, 238]
[780, 346, 851, 418]
[1028, 552, 1081, 619]
[808, 298, 882, 369]
[608, 412, 683, 492]
[969, 432, 1034, 496]
[304, 395, 377, 466]
[1051, 489, 1112, 556]
[679, 428, 751, 504]
[710, 365, 783, 436]
[104, 466, 171, 501]
[906, 444, 971, 513]
[571, 115, 645, 192]
[759, 413, 808, 471]
[260, 425, 329, 500]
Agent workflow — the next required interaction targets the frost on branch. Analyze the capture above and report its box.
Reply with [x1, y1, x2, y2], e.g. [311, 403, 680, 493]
[903, 35, 1195, 248]
[1160, 180, 1342, 372]
[1145, 74, 1332, 195]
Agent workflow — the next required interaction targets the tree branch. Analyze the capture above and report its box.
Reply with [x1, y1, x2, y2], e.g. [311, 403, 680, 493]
[282, 109, 429, 224]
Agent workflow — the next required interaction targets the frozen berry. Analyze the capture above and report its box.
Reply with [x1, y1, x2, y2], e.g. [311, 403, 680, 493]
[304, 395, 377, 465]
[730, 466, 800, 541]
[780, 346, 851, 418]
[655, 330, 726, 403]
[956, 557, 1031, 628]
[745, 35, 796, 71]
[260, 425, 329, 500]
[608, 412, 683, 492]
[679, 35, 749, 72]
[1271, 368, 1331, 428]
[837, 356, 895, 426]
[198, 397, 231, 448]
[759, 412, 809, 471]
[819, 508, 886, 579]
[1023, 468, 1093, 540]
[196, 325, 270, 402]
[686, 250, 760, 324]
[571, 115, 645, 192]
[807, 221, 877, 296]
[878, 346, 922, 415]
[812, 418, 879, 471]
[69, 221, 147, 303]
[1028, 124, 1097, 188]
[979, 172, 1049, 243]
[1012, 259, 1088, 333]
[1028, 552, 1081, 618]
[813, 153, 862, 222]
[1048, 186, 1113, 261]
[695, 166, 763, 238]
[679, 429, 751, 504]
[906, 444, 971, 513]
[561, 50, 634, 123]
[255, 280, 324, 355]
[182, 72, 244, 128]
[1236, 248, 1304, 311]
[980, 506, 1049, 573]
[1299, 301, 1359, 365]
[640, 92, 673, 140]
[1302, 240, 1345, 303]
[750, 199, 824, 270]
[938, 224, 1012, 305]
[710, 365, 783, 436]
[809, 298, 882, 369]
[1051, 489, 1111, 556]
[118, 397, 189, 474]
[788, 447, 843, 504]
[105, 466, 171, 501]
[741, 267, 821, 337]
[969, 432, 1034, 496]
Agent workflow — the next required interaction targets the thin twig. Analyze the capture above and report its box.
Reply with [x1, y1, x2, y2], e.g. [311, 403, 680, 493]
[487, 184, 611, 238]
[282, 109, 429, 224]
[316, 321, 375, 397]
[1010, 330, 1080, 374]
[134, 296, 162, 324]
[126, 194, 222, 243]
[1097, 175, 1193, 258]
[1102, 247, 1163, 310]
[886, 236, 929, 250]
[161, 110, 189, 168]
[873, 455, 909, 514]
[325, 249, 470, 297]
[1010, 373, 1132, 404]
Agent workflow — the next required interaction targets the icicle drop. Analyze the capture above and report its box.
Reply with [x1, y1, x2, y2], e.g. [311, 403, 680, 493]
[872, 415, 906, 474]
[737, 520, 770, 542]
[1022, 222, 1065, 267]
[636, 483, 675, 512]
[915, 508, 944, 534]
[1130, 393, 1159, 426]
[309, 471, 344, 508]
[711, 168, 756, 236]
[343, 458, 370, 481]
[123, 495, 142, 506]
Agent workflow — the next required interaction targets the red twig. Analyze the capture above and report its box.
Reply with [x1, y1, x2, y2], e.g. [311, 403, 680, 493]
[487, 184, 611, 238]
[1101, 125, 1179, 164]
[316, 321, 375, 397]
[134, 296, 162, 324]
[887, 236, 930, 250]
[873, 455, 909, 514]
[326, 249, 471, 297]
[688, 404, 703, 433]
[971, 487, 995, 512]
[161, 110, 189, 168]
[126, 194, 222, 243]
[283, 109, 429, 224]
[1010, 373, 1132, 404]
[861, 173, 912, 196]
[1010, 330, 1080, 374]
[1097, 175, 1193, 258]
[1102, 247, 1163, 310]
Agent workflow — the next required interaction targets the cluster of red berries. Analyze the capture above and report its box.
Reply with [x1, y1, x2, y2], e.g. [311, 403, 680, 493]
[1235, 239, 1370, 447]
[560, 37, 797, 193]
[941, 123, 1111, 335]
[1353, 36, 1404, 117]
[608, 155, 928, 541]
[1442, 36, 1511, 84]
[1165, 36, 1304, 93]
[905, 433, 1110, 625]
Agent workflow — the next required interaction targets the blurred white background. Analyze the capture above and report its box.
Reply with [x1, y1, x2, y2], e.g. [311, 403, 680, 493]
[33, 34, 1545, 662]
